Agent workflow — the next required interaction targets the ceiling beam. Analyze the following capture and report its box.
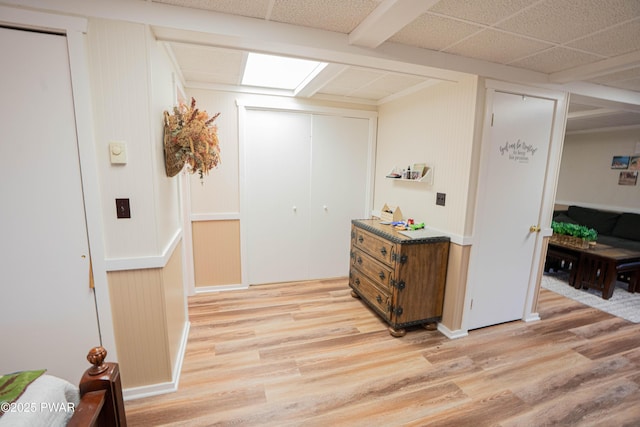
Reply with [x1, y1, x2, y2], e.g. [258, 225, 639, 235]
[348, 0, 438, 48]
[567, 108, 621, 120]
[294, 63, 349, 97]
[0, 0, 549, 85]
[550, 50, 640, 84]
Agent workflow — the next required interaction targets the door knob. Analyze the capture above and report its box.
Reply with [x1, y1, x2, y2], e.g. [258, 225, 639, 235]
[529, 225, 541, 233]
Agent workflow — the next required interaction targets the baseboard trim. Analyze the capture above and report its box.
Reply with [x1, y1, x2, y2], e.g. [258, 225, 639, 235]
[523, 313, 541, 322]
[437, 323, 468, 339]
[123, 321, 190, 401]
[195, 283, 248, 293]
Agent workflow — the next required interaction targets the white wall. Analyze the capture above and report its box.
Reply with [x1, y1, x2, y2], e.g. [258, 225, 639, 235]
[87, 18, 181, 258]
[185, 89, 377, 216]
[557, 128, 640, 213]
[374, 76, 481, 238]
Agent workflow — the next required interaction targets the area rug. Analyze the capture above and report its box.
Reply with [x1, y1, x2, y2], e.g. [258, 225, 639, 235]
[541, 272, 640, 323]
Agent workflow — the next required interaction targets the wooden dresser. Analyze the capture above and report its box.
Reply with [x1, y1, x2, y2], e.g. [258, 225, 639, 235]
[349, 219, 450, 337]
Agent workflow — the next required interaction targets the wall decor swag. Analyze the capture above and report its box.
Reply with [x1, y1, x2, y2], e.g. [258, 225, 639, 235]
[163, 97, 221, 180]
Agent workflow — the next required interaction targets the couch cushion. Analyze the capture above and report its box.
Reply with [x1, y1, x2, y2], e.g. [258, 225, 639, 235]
[611, 212, 640, 242]
[553, 212, 578, 224]
[567, 205, 620, 235]
[597, 234, 640, 251]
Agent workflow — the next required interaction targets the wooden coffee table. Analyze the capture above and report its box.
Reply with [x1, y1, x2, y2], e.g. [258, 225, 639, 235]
[546, 242, 640, 299]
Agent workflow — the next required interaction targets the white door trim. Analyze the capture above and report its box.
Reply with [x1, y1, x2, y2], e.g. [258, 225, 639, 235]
[2, 7, 117, 360]
[461, 79, 569, 332]
[237, 98, 377, 287]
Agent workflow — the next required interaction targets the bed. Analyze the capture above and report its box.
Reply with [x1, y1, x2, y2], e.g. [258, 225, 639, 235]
[0, 347, 126, 426]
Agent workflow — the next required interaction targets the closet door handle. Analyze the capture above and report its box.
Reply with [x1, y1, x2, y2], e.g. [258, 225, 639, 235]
[292, 206, 297, 212]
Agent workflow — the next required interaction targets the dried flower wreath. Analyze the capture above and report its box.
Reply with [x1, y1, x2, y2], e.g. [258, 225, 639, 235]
[163, 97, 221, 180]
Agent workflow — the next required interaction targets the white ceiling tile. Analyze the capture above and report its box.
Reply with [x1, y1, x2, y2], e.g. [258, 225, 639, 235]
[498, 0, 640, 44]
[321, 68, 386, 92]
[567, 19, 640, 57]
[389, 14, 483, 51]
[428, 0, 532, 26]
[153, 0, 271, 18]
[373, 73, 429, 93]
[511, 47, 602, 73]
[444, 29, 552, 64]
[270, 0, 380, 33]
[171, 44, 244, 84]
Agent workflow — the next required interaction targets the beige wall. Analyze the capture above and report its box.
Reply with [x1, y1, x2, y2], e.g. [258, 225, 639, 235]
[192, 220, 242, 288]
[440, 243, 471, 331]
[557, 128, 640, 213]
[108, 244, 186, 389]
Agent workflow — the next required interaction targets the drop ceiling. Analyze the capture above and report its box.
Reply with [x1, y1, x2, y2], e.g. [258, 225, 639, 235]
[149, 0, 640, 132]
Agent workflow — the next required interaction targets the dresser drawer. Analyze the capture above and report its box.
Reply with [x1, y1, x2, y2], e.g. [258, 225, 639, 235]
[351, 248, 394, 290]
[354, 227, 395, 265]
[350, 269, 390, 320]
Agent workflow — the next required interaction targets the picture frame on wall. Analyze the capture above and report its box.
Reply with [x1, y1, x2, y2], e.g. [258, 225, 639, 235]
[611, 156, 630, 169]
[618, 171, 638, 186]
[629, 156, 639, 171]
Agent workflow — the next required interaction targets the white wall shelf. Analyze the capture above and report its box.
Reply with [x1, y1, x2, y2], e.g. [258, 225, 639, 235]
[386, 165, 433, 185]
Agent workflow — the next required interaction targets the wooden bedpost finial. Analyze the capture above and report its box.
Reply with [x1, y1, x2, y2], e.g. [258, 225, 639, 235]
[87, 346, 109, 376]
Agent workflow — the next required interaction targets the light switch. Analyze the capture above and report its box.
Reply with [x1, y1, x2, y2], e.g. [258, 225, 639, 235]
[109, 141, 127, 164]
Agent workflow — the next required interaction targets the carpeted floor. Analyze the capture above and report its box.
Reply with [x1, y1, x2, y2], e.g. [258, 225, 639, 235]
[541, 271, 640, 323]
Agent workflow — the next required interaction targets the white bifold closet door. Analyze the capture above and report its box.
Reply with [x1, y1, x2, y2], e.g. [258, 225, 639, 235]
[245, 109, 370, 285]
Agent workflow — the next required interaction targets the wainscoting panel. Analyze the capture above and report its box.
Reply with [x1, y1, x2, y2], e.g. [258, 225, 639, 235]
[192, 220, 242, 288]
[163, 244, 186, 370]
[108, 241, 187, 390]
[108, 268, 172, 388]
[441, 242, 471, 333]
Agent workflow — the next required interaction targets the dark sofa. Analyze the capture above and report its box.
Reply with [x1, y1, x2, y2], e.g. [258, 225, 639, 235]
[553, 205, 640, 252]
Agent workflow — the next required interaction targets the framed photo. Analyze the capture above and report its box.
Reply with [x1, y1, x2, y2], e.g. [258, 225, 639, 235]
[629, 156, 640, 171]
[618, 171, 638, 186]
[611, 156, 629, 169]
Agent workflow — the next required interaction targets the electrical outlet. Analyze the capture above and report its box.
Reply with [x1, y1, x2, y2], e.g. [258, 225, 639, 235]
[436, 193, 446, 206]
[115, 198, 131, 218]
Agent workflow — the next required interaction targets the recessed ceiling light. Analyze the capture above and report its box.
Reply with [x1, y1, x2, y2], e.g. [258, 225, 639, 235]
[242, 53, 327, 91]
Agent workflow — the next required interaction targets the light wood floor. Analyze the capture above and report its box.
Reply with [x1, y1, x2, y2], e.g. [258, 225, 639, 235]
[124, 278, 640, 426]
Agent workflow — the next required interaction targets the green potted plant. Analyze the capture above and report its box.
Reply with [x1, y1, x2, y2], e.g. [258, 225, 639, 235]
[551, 221, 598, 248]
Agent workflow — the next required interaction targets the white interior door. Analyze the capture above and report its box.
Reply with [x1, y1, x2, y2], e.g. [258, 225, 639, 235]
[465, 91, 555, 330]
[245, 110, 312, 284]
[0, 28, 100, 383]
[309, 115, 369, 278]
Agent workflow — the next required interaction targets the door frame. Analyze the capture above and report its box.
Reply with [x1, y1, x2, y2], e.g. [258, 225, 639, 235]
[237, 98, 378, 287]
[462, 79, 569, 332]
[2, 7, 117, 358]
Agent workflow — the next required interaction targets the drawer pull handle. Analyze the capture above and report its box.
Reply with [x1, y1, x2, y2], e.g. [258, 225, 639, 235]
[378, 271, 385, 280]
[357, 256, 362, 265]
[376, 295, 382, 303]
[358, 236, 364, 243]
[380, 247, 387, 256]
[355, 278, 360, 286]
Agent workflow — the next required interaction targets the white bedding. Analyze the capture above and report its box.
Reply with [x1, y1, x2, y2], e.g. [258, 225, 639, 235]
[0, 374, 80, 427]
